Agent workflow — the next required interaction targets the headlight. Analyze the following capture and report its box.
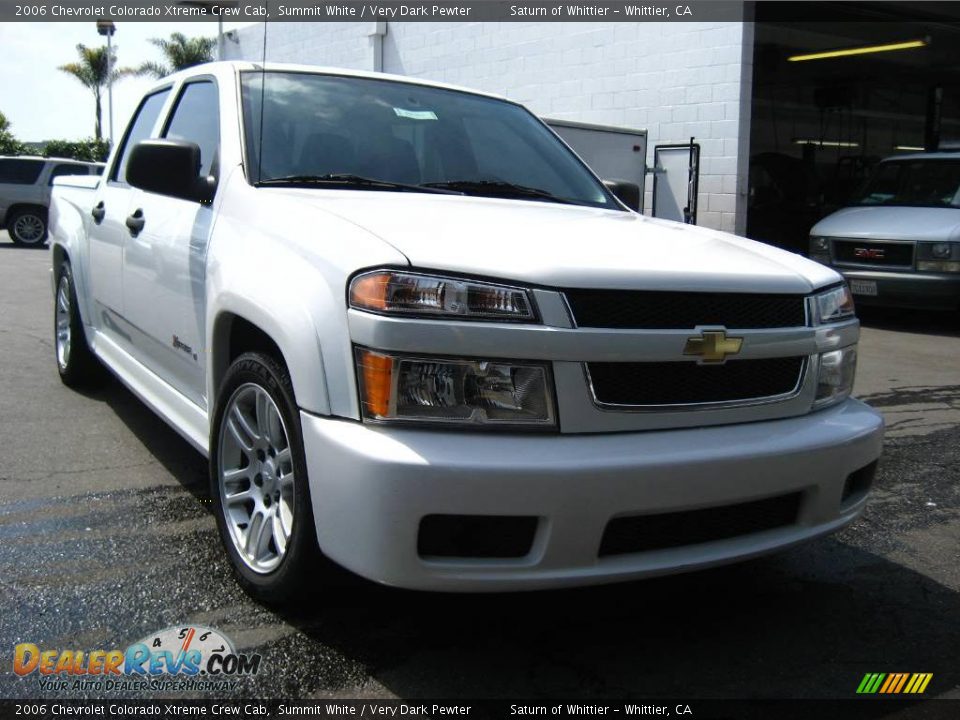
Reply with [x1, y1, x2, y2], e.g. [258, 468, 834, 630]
[812, 284, 855, 324]
[931, 243, 953, 259]
[814, 345, 857, 409]
[350, 270, 537, 321]
[355, 348, 556, 428]
[917, 242, 960, 272]
[918, 260, 960, 273]
[809, 236, 831, 265]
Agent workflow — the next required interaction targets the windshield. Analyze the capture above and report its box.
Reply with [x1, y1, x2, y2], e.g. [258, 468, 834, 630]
[240, 71, 617, 209]
[853, 159, 960, 209]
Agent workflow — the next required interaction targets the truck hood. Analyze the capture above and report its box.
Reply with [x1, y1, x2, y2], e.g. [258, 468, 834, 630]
[279, 190, 840, 293]
[811, 205, 960, 243]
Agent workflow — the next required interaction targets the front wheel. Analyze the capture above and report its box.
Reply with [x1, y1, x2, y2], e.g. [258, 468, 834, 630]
[8, 207, 47, 245]
[210, 352, 322, 604]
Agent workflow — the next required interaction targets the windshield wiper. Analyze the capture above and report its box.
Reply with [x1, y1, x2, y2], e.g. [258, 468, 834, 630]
[257, 174, 462, 195]
[420, 180, 587, 205]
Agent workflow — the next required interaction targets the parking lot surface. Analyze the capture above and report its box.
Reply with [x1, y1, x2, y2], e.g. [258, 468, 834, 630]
[1, 232, 958, 702]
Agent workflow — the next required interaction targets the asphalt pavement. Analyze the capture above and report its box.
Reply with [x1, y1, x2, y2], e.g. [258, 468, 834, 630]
[1, 232, 958, 704]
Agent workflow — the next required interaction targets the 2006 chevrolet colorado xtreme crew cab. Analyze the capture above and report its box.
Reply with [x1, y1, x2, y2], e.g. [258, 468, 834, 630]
[49, 62, 884, 601]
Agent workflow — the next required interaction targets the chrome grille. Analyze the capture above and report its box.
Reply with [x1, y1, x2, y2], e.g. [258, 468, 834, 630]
[833, 240, 913, 267]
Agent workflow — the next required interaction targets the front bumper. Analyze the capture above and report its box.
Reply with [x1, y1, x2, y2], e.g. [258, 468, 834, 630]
[300, 398, 884, 591]
[839, 268, 960, 310]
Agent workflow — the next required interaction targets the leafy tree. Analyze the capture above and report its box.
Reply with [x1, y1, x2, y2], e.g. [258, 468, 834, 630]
[130, 33, 216, 79]
[58, 44, 126, 141]
[0, 109, 27, 156]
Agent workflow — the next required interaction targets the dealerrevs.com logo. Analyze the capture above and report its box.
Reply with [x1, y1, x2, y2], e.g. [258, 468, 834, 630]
[13, 625, 262, 693]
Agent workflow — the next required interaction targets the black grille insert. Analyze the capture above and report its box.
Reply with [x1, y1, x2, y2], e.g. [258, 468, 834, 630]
[842, 460, 878, 505]
[834, 241, 913, 266]
[587, 357, 804, 406]
[418, 515, 538, 559]
[564, 289, 806, 329]
[599, 493, 803, 556]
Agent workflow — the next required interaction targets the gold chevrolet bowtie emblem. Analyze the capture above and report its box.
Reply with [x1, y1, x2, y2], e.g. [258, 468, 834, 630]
[683, 330, 743, 363]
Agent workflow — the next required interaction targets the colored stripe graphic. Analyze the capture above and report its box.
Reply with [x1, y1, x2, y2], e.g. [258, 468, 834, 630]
[892, 673, 909, 693]
[857, 673, 932, 694]
[879, 674, 896, 694]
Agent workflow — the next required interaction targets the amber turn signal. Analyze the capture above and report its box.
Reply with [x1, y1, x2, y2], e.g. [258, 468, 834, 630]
[356, 348, 394, 418]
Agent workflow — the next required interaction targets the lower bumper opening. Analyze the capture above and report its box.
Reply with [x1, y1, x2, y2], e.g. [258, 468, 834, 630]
[418, 514, 539, 559]
[842, 460, 878, 506]
[599, 492, 803, 557]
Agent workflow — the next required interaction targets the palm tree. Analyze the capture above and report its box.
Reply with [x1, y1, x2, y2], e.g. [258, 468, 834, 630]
[131, 33, 216, 79]
[0, 109, 27, 155]
[58, 44, 124, 141]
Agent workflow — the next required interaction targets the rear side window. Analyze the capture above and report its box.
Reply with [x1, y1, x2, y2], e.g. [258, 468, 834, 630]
[112, 89, 171, 184]
[163, 81, 219, 177]
[48, 163, 92, 185]
[0, 159, 45, 185]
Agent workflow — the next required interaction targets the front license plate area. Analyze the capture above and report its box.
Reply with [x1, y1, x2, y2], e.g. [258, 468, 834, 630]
[849, 279, 878, 297]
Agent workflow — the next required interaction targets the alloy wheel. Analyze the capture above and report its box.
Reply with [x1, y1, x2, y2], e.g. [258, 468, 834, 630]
[13, 213, 44, 244]
[217, 383, 296, 574]
[55, 275, 72, 370]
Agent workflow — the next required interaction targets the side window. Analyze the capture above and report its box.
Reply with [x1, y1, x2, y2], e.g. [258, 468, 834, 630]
[0, 159, 45, 185]
[163, 81, 220, 177]
[48, 163, 91, 185]
[112, 89, 171, 184]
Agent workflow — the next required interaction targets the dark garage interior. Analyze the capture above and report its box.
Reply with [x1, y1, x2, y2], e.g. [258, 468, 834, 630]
[747, 2, 960, 254]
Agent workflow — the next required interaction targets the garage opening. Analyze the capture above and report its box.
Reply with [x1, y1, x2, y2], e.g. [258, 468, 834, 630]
[747, 2, 960, 254]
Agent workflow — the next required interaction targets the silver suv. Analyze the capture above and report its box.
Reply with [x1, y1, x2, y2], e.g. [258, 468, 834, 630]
[809, 153, 960, 311]
[0, 156, 104, 245]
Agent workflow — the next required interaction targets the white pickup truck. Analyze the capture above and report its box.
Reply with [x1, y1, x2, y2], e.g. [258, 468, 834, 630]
[49, 62, 883, 601]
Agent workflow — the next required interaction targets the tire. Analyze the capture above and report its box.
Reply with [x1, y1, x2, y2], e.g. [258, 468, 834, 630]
[55, 262, 102, 387]
[8, 207, 47, 246]
[210, 352, 322, 604]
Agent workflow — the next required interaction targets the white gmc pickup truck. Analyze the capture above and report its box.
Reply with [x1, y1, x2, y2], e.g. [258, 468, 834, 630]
[49, 62, 883, 601]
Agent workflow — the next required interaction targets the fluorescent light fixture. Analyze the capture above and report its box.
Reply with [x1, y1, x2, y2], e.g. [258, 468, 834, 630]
[793, 139, 860, 148]
[788, 39, 927, 63]
[894, 145, 924, 152]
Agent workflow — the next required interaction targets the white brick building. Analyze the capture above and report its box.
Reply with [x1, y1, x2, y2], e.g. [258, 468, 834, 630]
[224, 21, 754, 234]
[223, 10, 960, 246]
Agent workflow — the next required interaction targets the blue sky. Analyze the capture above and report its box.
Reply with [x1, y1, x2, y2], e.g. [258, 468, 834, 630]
[0, 21, 251, 143]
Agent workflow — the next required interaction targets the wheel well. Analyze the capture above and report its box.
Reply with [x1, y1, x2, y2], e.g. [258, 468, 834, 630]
[52, 244, 67, 276]
[212, 314, 287, 398]
[6, 203, 48, 222]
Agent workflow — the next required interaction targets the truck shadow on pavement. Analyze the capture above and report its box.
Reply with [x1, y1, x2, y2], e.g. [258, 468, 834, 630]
[41, 370, 959, 702]
[75, 373, 211, 501]
[272, 540, 960, 700]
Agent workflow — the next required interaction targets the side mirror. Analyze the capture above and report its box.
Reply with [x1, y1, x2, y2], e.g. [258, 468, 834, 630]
[126, 140, 216, 204]
[603, 179, 641, 212]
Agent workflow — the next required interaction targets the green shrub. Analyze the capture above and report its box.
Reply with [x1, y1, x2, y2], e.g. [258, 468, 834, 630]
[42, 138, 111, 162]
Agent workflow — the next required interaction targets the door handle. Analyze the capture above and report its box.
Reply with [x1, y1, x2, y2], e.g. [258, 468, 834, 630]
[91, 202, 105, 224]
[125, 209, 145, 237]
